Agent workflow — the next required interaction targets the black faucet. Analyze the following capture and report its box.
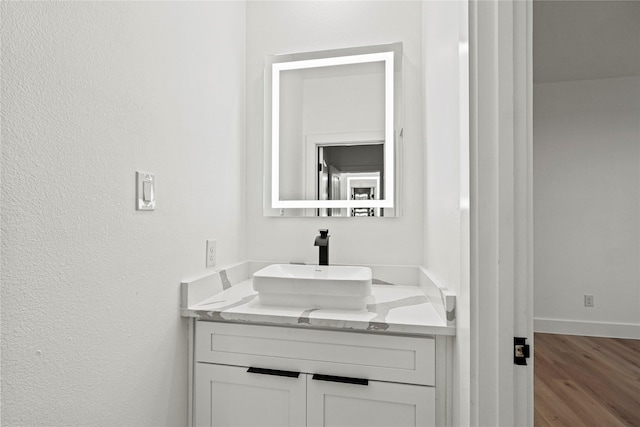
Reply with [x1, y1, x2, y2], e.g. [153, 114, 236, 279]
[314, 229, 330, 266]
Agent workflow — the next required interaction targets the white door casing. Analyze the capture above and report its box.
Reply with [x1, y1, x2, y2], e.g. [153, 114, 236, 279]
[469, 0, 534, 426]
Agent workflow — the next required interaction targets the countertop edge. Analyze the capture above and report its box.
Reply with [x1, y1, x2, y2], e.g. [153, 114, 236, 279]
[180, 261, 457, 337]
[187, 313, 457, 337]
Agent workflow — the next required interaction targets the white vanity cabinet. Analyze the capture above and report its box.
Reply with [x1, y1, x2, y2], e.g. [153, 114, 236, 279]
[195, 363, 306, 426]
[306, 374, 434, 427]
[193, 321, 438, 427]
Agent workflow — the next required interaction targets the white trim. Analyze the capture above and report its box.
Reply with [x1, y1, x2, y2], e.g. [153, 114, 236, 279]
[306, 131, 384, 146]
[469, 0, 533, 426]
[534, 318, 640, 340]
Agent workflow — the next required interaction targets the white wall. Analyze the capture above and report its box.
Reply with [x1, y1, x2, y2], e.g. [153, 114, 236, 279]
[278, 71, 304, 200]
[1, 2, 246, 425]
[246, 1, 424, 265]
[534, 76, 640, 338]
[423, 1, 470, 425]
[302, 68, 385, 135]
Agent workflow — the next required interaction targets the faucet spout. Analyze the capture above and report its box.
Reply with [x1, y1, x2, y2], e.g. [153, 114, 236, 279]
[314, 229, 330, 266]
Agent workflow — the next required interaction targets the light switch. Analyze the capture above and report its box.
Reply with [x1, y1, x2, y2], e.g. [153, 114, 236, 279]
[136, 172, 156, 211]
[143, 181, 153, 202]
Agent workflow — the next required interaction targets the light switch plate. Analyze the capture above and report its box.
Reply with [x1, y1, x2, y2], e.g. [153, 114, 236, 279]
[136, 172, 156, 211]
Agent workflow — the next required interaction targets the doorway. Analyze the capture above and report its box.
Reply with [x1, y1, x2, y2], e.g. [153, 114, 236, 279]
[532, 1, 640, 424]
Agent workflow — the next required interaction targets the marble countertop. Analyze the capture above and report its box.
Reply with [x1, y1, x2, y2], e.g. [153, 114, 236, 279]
[186, 279, 455, 336]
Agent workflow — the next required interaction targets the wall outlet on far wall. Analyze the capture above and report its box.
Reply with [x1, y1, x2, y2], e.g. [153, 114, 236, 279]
[584, 294, 594, 307]
[206, 240, 216, 268]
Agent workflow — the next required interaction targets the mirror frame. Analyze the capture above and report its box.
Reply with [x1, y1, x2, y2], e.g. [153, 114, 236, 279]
[264, 43, 402, 215]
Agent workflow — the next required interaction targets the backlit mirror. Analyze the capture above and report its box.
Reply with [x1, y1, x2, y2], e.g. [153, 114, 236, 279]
[264, 43, 403, 217]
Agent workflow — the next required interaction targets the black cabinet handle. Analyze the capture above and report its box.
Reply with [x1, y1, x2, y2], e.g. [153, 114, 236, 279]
[312, 374, 368, 386]
[247, 367, 300, 378]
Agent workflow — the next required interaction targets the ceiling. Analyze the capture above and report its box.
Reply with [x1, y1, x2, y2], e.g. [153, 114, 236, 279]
[533, 0, 640, 83]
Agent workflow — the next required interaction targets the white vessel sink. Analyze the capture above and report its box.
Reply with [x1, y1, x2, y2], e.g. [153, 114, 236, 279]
[252, 264, 372, 310]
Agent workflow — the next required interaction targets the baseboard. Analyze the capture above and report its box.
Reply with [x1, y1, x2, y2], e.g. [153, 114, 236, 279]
[534, 318, 640, 339]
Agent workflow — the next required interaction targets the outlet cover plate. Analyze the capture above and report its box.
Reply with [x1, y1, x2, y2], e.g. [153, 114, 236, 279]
[206, 240, 216, 268]
[584, 294, 594, 307]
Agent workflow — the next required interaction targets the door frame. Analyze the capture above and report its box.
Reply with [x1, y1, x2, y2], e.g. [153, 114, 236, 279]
[469, 0, 534, 425]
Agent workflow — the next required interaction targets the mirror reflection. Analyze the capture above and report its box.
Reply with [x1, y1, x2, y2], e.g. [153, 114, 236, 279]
[307, 132, 385, 217]
[264, 43, 402, 217]
[319, 144, 384, 217]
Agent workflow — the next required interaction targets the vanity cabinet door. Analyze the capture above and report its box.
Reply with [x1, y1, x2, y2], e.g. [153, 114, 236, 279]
[194, 363, 306, 427]
[306, 376, 435, 427]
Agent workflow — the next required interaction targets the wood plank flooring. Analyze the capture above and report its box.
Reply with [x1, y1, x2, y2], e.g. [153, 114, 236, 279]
[534, 333, 640, 427]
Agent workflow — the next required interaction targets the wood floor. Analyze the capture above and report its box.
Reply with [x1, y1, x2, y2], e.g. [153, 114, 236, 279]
[534, 333, 640, 427]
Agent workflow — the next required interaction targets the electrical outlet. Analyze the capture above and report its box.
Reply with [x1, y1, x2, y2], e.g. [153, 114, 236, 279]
[206, 240, 216, 268]
[584, 294, 594, 307]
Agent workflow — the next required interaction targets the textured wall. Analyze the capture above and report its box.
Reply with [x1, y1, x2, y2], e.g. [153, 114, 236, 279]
[534, 76, 640, 337]
[1, 2, 246, 425]
[245, 1, 424, 266]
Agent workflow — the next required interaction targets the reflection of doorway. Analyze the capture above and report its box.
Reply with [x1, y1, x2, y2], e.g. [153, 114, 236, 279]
[346, 173, 380, 217]
[305, 131, 384, 206]
[316, 144, 383, 198]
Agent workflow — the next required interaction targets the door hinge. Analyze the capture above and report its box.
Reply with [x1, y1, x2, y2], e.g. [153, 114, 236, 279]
[514, 337, 530, 365]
